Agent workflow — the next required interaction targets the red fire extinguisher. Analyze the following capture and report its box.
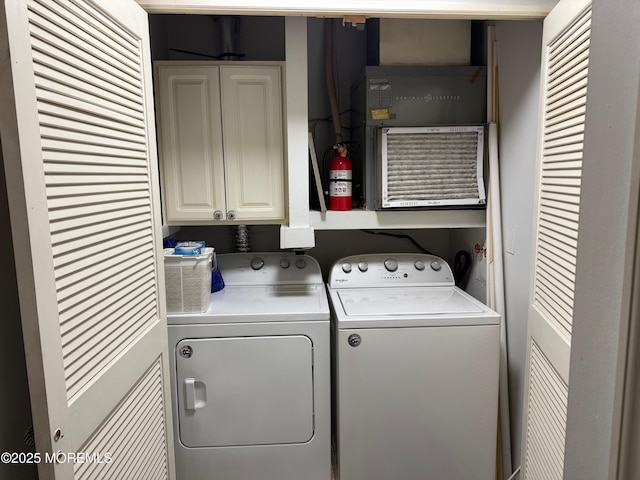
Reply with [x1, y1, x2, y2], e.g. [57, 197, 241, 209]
[328, 144, 352, 211]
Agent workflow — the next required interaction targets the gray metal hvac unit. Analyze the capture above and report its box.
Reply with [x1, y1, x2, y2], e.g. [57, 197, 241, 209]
[350, 65, 487, 210]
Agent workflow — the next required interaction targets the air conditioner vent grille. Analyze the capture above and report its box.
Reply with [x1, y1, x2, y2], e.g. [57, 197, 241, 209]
[381, 126, 485, 207]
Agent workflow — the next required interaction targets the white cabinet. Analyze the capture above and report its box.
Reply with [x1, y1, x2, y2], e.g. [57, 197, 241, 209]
[155, 62, 285, 224]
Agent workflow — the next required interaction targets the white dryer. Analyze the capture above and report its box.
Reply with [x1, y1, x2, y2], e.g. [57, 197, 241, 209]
[167, 252, 330, 480]
[327, 254, 500, 480]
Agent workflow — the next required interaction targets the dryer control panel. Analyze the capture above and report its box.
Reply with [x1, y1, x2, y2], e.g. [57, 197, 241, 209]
[328, 254, 454, 288]
[218, 253, 323, 286]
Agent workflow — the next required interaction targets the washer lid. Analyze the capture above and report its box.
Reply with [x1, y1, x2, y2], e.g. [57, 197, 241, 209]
[337, 287, 486, 316]
[214, 285, 328, 314]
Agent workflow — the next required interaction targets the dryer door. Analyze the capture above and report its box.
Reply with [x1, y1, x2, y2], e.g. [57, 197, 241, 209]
[176, 335, 314, 447]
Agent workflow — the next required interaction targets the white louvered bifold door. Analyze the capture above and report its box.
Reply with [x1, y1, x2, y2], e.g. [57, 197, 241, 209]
[521, 0, 591, 478]
[0, 1, 175, 479]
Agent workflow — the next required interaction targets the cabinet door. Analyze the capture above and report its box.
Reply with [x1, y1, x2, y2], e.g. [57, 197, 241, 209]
[156, 66, 226, 221]
[221, 66, 285, 221]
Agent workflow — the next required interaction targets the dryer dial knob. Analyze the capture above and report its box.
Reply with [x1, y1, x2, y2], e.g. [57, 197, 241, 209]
[430, 260, 442, 271]
[384, 258, 398, 272]
[280, 258, 291, 269]
[358, 262, 368, 272]
[342, 262, 353, 273]
[295, 258, 307, 269]
[414, 260, 426, 271]
[250, 257, 265, 270]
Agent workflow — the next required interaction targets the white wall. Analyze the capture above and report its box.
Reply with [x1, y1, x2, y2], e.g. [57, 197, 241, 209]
[494, 20, 542, 467]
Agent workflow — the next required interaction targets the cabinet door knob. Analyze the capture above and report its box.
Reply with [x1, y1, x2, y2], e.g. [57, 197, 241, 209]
[227, 210, 237, 220]
[214, 210, 224, 220]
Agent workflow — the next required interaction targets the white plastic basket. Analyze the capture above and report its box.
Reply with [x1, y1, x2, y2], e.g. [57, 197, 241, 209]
[163, 247, 214, 313]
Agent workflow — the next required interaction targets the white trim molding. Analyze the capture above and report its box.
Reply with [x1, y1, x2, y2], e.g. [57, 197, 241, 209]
[135, 0, 555, 19]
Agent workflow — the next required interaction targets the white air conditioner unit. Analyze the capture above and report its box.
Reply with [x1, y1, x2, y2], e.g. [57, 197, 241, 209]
[379, 125, 486, 208]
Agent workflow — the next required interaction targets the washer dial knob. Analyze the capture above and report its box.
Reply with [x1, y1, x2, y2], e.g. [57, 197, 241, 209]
[295, 258, 307, 269]
[280, 258, 291, 269]
[358, 262, 369, 272]
[384, 258, 398, 272]
[414, 260, 426, 271]
[250, 257, 265, 270]
[342, 262, 353, 273]
[430, 260, 442, 271]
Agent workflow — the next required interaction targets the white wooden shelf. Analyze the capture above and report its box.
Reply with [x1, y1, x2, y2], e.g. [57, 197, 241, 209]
[309, 208, 486, 230]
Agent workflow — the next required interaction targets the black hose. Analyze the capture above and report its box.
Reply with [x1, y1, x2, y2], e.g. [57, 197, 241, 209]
[453, 250, 472, 288]
[360, 230, 434, 255]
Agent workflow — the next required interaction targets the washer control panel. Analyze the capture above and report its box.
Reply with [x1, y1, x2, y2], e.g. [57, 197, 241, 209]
[218, 252, 323, 286]
[328, 254, 454, 288]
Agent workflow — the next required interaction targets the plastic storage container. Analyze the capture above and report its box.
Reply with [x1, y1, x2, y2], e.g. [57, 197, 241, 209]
[164, 247, 214, 313]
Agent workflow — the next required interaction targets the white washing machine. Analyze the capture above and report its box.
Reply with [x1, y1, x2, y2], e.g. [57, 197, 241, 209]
[327, 254, 500, 480]
[167, 252, 331, 480]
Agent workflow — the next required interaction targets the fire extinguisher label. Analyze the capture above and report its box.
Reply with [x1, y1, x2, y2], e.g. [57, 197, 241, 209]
[330, 181, 352, 197]
[329, 170, 352, 180]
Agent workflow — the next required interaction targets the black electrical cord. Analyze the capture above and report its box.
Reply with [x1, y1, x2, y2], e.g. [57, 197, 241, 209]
[360, 230, 434, 255]
[453, 250, 472, 288]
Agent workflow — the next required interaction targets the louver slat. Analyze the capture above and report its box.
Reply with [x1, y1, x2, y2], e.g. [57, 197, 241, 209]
[547, 77, 588, 110]
[33, 66, 145, 120]
[40, 116, 147, 147]
[54, 234, 153, 281]
[28, 0, 159, 402]
[548, 11, 590, 63]
[533, 6, 590, 344]
[546, 108, 586, 131]
[31, 0, 139, 62]
[74, 361, 169, 480]
[537, 252, 575, 294]
[524, 342, 569, 480]
[548, 46, 589, 88]
[545, 97, 587, 126]
[381, 126, 485, 207]
[547, 83, 588, 115]
[30, 35, 143, 105]
[27, 2, 141, 78]
[38, 103, 146, 139]
[63, 302, 156, 386]
[38, 90, 143, 126]
[51, 218, 151, 258]
[545, 123, 584, 142]
[59, 268, 155, 337]
[540, 213, 579, 239]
